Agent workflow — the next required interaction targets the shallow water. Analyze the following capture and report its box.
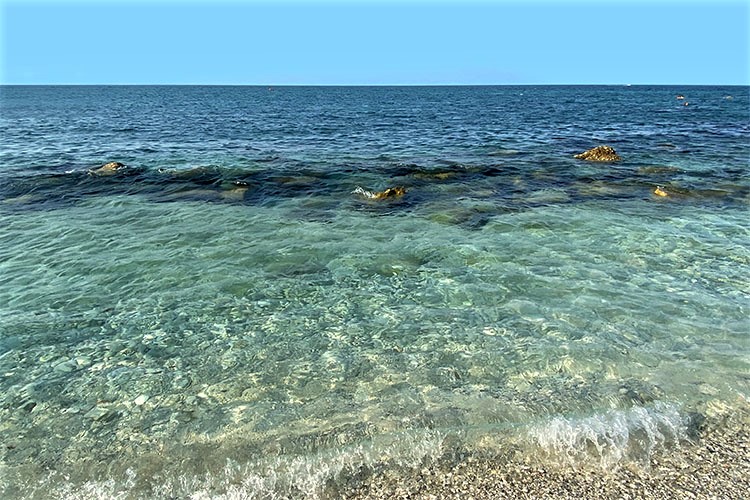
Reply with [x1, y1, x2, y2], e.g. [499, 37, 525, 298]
[1, 85, 748, 498]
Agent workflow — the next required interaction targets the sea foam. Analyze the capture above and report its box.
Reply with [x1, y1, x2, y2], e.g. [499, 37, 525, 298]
[9, 429, 447, 500]
[526, 402, 688, 468]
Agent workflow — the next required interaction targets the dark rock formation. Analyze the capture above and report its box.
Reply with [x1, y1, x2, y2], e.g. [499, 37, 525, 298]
[574, 146, 622, 162]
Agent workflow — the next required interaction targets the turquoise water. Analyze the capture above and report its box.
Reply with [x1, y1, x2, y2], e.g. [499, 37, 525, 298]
[1, 86, 748, 498]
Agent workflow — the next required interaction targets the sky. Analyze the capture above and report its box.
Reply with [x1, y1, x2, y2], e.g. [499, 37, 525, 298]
[1, 0, 748, 85]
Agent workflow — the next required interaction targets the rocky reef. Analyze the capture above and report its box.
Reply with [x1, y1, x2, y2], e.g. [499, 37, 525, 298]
[574, 146, 622, 162]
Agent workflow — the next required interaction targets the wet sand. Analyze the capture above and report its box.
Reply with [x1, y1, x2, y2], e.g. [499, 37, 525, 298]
[344, 414, 750, 499]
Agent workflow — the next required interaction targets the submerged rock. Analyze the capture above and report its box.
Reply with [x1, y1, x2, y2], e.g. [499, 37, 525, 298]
[88, 161, 127, 176]
[650, 184, 736, 201]
[159, 166, 223, 183]
[1, 194, 37, 205]
[83, 405, 117, 422]
[411, 171, 459, 181]
[221, 185, 249, 201]
[523, 188, 571, 204]
[574, 146, 621, 162]
[274, 175, 322, 186]
[638, 165, 681, 175]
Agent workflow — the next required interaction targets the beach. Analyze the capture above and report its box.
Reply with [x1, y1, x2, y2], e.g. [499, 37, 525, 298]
[347, 412, 750, 499]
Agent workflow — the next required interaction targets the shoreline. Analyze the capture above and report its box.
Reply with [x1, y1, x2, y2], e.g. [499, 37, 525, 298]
[344, 414, 750, 499]
[1, 408, 748, 498]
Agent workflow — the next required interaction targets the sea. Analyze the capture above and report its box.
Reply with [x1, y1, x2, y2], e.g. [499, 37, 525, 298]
[0, 85, 748, 498]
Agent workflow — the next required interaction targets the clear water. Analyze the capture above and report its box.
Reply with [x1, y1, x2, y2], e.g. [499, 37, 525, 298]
[1, 85, 748, 498]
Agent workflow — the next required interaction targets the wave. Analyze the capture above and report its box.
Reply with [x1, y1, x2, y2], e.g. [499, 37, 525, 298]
[1, 402, 724, 499]
[352, 185, 377, 199]
[3, 429, 448, 500]
[525, 402, 691, 468]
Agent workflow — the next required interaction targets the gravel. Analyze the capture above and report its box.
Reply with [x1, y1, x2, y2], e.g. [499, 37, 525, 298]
[341, 417, 750, 500]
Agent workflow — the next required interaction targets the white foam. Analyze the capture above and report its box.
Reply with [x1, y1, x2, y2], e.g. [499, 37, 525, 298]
[527, 402, 688, 469]
[14, 429, 446, 500]
[352, 186, 377, 199]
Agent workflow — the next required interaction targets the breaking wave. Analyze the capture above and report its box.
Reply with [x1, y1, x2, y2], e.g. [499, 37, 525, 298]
[4, 403, 709, 499]
[526, 402, 689, 468]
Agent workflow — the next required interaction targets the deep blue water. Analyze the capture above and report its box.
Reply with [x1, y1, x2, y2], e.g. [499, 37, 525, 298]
[1, 85, 748, 498]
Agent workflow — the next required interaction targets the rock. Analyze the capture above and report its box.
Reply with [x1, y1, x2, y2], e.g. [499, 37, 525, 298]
[75, 357, 92, 367]
[637, 165, 680, 174]
[220, 184, 249, 201]
[412, 171, 458, 181]
[88, 161, 127, 176]
[524, 189, 570, 204]
[274, 175, 321, 186]
[84, 405, 113, 421]
[1, 194, 36, 205]
[574, 145, 621, 162]
[172, 376, 191, 390]
[52, 359, 78, 373]
[134, 394, 149, 406]
[353, 186, 407, 200]
[372, 186, 407, 199]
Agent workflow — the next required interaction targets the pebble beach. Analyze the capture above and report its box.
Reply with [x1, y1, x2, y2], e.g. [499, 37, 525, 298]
[347, 412, 750, 499]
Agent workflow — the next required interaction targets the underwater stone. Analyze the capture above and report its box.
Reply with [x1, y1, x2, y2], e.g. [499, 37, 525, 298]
[637, 165, 681, 174]
[172, 376, 191, 390]
[75, 357, 92, 368]
[53, 359, 77, 373]
[18, 400, 37, 412]
[698, 383, 720, 396]
[84, 405, 113, 421]
[220, 185, 249, 201]
[686, 411, 706, 439]
[411, 171, 459, 181]
[574, 145, 622, 162]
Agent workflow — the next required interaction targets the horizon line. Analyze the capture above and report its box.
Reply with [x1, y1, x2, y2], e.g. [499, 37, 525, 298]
[2, 83, 747, 87]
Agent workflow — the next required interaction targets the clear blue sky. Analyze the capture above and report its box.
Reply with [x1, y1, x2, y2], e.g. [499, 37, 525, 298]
[1, 0, 748, 85]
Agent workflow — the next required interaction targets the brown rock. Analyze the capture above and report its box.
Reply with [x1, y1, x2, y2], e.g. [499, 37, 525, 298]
[88, 161, 127, 176]
[574, 146, 621, 162]
[353, 185, 407, 200]
[373, 186, 407, 199]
